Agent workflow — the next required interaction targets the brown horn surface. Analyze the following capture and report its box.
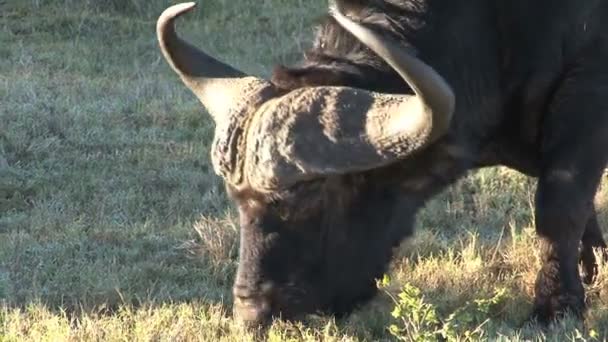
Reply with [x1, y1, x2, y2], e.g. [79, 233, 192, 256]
[245, 87, 433, 191]
[242, 7, 455, 191]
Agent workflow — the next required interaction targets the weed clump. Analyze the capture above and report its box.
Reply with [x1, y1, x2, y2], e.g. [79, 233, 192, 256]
[379, 275, 509, 341]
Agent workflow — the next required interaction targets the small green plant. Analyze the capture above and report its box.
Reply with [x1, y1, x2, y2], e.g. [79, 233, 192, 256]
[378, 275, 508, 341]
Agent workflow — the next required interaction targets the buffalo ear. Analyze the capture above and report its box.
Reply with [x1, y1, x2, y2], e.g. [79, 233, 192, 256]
[271, 64, 358, 92]
[271, 65, 306, 91]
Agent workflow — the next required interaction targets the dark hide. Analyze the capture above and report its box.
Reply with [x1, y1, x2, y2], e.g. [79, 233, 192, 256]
[233, 0, 608, 326]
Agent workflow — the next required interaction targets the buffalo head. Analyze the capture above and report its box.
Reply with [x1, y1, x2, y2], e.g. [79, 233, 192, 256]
[157, 2, 454, 326]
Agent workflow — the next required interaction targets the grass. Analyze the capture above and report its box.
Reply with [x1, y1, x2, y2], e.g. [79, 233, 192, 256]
[0, 0, 607, 340]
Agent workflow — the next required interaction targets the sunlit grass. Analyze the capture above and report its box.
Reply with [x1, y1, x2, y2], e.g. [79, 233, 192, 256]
[1, 0, 607, 340]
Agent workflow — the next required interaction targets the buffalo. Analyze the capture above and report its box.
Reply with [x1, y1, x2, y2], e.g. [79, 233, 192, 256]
[157, 1, 608, 327]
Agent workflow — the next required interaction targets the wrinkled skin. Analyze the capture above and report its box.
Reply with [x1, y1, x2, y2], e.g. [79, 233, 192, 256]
[231, 0, 608, 326]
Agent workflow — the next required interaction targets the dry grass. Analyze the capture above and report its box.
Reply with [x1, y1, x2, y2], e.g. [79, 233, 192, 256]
[1, 0, 607, 340]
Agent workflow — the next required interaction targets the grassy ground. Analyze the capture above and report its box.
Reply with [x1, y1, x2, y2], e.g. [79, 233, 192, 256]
[1, 0, 607, 340]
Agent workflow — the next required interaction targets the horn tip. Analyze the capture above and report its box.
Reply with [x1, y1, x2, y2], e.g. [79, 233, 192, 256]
[328, 1, 345, 20]
[159, 2, 197, 24]
[157, 2, 197, 42]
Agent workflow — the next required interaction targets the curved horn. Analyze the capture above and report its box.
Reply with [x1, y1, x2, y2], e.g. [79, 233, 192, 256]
[331, 6, 455, 143]
[157, 3, 268, 124]
[157, 2, 245, 79]
[158, 2, 277, 189]
[243, 7, 455, 191]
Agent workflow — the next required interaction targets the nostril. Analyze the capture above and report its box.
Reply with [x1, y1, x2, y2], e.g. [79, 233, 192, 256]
[232, 283, 275, 326]
[233, 296, 272, 326]
[233, 284, 255, 300]
[233, 282, 275, 300]
[233, 289, 271, 309]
